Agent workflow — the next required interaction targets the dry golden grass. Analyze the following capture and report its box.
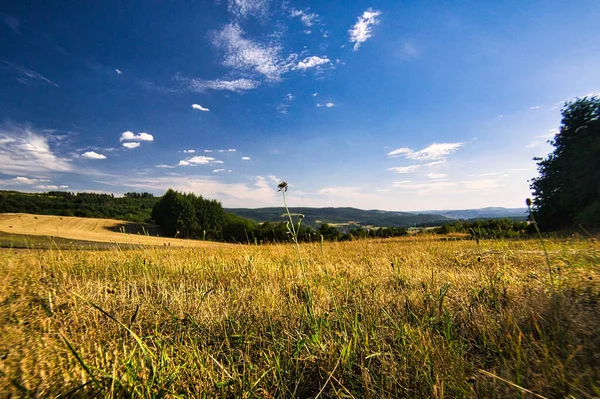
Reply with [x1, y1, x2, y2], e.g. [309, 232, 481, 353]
[0, 235, 599, 397]
[0, 213, 226, 248]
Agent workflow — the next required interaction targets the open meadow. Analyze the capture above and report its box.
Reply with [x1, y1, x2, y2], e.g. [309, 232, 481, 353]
[1, 234, 599, 398]
[0, 214, 224, 249]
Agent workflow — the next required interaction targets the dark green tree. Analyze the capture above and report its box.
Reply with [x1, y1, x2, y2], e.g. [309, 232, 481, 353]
[530, 96, 600, 230]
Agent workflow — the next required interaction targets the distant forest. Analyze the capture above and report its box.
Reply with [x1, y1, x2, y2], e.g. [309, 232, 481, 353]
[0, 190, 532, 243]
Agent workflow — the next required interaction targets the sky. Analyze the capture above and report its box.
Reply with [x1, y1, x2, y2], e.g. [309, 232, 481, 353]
[1, 0, 599, 211]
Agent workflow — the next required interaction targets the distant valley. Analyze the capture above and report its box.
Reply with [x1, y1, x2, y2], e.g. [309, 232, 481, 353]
[226, 206, 528, 230]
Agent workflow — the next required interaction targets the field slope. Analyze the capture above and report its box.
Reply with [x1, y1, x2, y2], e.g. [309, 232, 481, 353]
[0, 213, 226, 248]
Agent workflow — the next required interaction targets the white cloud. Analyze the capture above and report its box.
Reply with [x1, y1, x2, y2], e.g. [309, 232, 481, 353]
[227, 0, 269, 19]
[35, 184, 68, 190]
[120, 131, 154, 142]
[0, 125, 72, 173]
[530, 105, 540, 110]
[537, 128, 558, 139]
[179, 156, 217, 166]
[177, 77, 259, 92]
[1, 60, 59, 88]
[296, 56, 331, 70]
[214, 160, 224, 164]
[212, 23, 289, 81]
[12, 176, 41, 184]
[241, 156, 251, 160]
[424, 160, 446, 167]
[525, 141, 540, 148]
[290, 8, 319, 27]
[312, 92, 318, 97]
[349, 8, 382, 51]
[183, 149, 196, 153]
[428, 173, 448, 179]
[101, 175, 281, 208]
[387, 142, 464, 161]
[192, 104, 209, 112]
[317, 102, 335, 108]
[115, 68, 123, 75]
[1, 176, 50, 186]
[81, 151, 106, 160]
[388, 165, 420, 174]
[154, 164, 176, 169]
[213, 168, 226, 173]
[204, 149, 213, 153]
[122, 142, 141, 149]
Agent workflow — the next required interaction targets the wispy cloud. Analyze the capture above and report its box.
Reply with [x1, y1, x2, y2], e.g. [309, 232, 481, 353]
[227, 0, 269, 19]
[349, 8, 382, 51]
[115, 68, 123, 75]
[3, 176, 48, 185]
[1, 13, 20, 33]
[213, 168, 226, 173]
[176, 76, 259, 92]
[536, 128, 558, 139]
[120, 131, 154, 142]
[122, 142, 141, 149]
[154, 164, 176, 169]
[100, 175, 280, 207]
[388, 165, 420, 174]
[392, 178, 505, 195]
[428, 172, 448, 179]
[183, 149, 196, 153]
[387, 142, 463, 161]
[1, 60, 59, 87]
[317, 102, 335, 108]
[241, 156, 251, 160]
[296, 56, 331, 70]
[290, 8, 319, 28]
[0, 125, 71, 173]
[276, 93, 294, 114]
[192, 104, 209, 112]
[81, 151, 106, 160]
[212, 23, 291, 81]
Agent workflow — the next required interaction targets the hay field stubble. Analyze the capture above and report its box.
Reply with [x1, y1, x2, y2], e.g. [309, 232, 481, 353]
[1, 236, 599, 398]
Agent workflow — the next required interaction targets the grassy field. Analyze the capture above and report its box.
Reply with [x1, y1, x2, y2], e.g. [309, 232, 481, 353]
[0, 233, 599, 398]
[0, 214, 226, 248]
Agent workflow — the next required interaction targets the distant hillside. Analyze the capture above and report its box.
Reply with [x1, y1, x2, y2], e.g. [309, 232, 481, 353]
[420, 207, 528, 220]
[225, 207, 452, 229]
[226, 206, 528, 229]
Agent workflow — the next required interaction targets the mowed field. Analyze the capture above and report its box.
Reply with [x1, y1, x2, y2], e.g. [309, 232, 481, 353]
[0, 213, 226, 248]
[1, 232, 599, 398]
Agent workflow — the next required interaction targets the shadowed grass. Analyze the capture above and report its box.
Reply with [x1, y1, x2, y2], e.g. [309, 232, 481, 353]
[0, 236, 598, 397]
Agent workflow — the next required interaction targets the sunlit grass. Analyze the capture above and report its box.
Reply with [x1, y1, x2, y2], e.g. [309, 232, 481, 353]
[0, 235, 598, 397]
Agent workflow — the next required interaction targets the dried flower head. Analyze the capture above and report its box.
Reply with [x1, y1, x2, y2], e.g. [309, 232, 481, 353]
[278, 181, 288, 192]
[526, 198, 532, 207]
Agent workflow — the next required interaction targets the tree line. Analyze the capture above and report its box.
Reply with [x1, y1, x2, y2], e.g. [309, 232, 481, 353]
[150, 189, 409, 243]
[0, 190, 158, 223]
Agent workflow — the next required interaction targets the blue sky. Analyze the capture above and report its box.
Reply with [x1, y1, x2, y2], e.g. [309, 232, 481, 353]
[1, 1, 599, 210]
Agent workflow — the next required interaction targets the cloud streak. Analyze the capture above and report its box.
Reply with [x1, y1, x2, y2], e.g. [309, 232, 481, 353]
[349, 8, 381, 51]
[387, 142, 463, 161]
[81, 151, 106, 160]
[192, 104, 209, 112]
[1, 60, 59, 87]
[0, 125, 71, 173]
